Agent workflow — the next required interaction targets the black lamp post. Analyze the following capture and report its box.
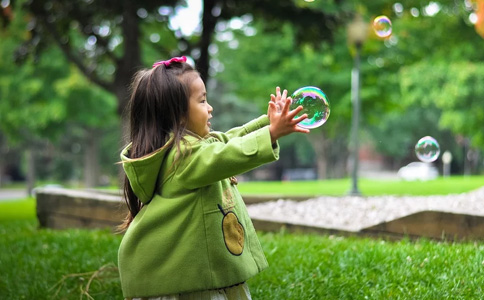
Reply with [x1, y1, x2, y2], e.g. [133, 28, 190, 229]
[347, 15, 368, 196]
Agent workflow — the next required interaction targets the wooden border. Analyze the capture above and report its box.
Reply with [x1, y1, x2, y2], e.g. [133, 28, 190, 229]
[35, 188, 484, 240]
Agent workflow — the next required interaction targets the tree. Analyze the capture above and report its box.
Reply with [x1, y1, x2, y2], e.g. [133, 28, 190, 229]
[212, 14, 357, 179]
[2, 0, 346, 183]
[400, 61, 484, 173]
[211, 0, 484, 178]
[0, 6, 70, 192]
[364, 0, 484, 172]
[0, 4, 119, 189]
[13, 0, 342, 129]
[54, 68, 118, 187]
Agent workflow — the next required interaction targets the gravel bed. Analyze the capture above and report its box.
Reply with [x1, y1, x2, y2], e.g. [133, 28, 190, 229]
[247, 186, 484, 232]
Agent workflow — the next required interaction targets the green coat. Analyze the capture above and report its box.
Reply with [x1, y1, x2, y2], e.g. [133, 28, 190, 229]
[118, 115, 279, 298]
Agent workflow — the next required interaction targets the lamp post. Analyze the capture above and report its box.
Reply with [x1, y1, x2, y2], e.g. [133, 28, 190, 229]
[347, 15, 368, 196]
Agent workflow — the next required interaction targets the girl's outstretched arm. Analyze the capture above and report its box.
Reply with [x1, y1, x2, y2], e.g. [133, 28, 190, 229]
[218, 115, 270, 141]
[174, 126, 279, 189]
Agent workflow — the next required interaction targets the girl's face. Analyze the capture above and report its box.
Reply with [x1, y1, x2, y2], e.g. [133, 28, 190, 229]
[186, 76, 213, 137]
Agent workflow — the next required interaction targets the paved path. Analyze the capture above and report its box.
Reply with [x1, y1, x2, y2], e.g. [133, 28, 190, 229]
[0, 189, 28, 201]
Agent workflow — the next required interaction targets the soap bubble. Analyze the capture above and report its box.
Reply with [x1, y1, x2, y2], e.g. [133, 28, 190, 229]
[415, 136, 440, 163]
[373, 15, 392, 38]
[289, 86, 330, 129]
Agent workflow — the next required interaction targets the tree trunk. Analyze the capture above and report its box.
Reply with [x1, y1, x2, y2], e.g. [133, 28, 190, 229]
[198, 0, 218, 82]
[308, 131, 327, 179]
[26, 148, 35, 196]
[115, 0, 141, 114]
[115, 87, 131, 145]
[0, 135, 4, 187]
[328, 137, 348, 178]
[83, 128, 99, 188]
[114, 2, 141, 146]
[0, 154, 4, 187]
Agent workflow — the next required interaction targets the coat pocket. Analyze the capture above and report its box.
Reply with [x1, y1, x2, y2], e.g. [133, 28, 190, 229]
[240, 133, 258, 156]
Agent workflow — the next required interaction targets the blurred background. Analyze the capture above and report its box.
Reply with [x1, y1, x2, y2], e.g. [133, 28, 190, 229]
[1, 0, 483, 195]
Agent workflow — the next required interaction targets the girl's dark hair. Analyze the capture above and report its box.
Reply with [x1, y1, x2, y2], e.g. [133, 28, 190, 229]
[119, 61, 199, 231]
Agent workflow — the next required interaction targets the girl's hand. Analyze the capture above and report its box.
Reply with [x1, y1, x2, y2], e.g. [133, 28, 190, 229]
[268, 97, 310, 144]
[268, 86, 287, 115]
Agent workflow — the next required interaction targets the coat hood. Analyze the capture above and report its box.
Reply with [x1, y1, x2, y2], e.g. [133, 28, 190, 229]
[120, 142, 172, 205]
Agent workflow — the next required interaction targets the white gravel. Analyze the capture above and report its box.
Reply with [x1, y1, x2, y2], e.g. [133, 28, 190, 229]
[247, 186, 484, 232]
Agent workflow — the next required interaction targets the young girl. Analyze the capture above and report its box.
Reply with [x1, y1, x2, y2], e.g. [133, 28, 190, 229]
[118, 56, 309, 300]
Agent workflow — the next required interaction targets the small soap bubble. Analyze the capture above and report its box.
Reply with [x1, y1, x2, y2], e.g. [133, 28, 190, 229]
[289, 86, 330, 129]
[373, 15, 392, 38]
[415, 136, 440, 163]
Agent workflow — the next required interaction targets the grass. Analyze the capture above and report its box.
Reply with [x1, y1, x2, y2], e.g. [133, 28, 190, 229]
[2, 176, 484, 299]
[0, 197, 36, 221]
[237, 175, 484, 197]
[5, 175, 483, 198]
[1, 218, 484, 299]
[0, 219, 122, 299]
[250, 232, 484, 299]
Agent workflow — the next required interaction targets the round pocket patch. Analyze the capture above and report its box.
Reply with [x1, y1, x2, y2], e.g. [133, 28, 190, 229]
[218, 204, 245, 256]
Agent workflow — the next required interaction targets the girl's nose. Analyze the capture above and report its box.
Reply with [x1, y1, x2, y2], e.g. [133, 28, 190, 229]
[208, 103, 213, 113]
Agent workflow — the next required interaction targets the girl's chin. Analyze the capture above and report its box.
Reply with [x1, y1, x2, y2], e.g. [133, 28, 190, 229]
[201, 127, 210, 136]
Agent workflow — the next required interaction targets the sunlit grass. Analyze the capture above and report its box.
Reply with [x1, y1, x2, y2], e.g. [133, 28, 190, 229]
[237, 176, 484, 197]
[0, 197, 35, 221]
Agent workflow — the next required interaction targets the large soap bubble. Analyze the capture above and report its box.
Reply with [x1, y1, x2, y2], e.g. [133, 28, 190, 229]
[289, 86, 330, 129]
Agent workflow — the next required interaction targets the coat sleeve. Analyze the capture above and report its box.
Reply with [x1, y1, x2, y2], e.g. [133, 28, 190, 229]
[175, 126, 279, 189]
[212, 115, 270, 142]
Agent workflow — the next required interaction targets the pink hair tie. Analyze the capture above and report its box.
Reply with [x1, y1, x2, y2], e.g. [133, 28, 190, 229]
[152, 56, 187, 68]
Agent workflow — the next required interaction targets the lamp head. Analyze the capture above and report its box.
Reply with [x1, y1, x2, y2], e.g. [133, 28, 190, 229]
[347, 14, 369, 46]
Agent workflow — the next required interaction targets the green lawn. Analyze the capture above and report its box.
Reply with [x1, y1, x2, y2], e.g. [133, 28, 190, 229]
[0, 197, 36, 221]
[1, 218, 483, 299]
[250, 232, 484, 299]
[237, 175, 484, 197]
[0, 219, 122, 299]
[2, 177, 484, 299]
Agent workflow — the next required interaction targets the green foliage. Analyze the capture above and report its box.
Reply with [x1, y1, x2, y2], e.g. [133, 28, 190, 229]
[140, 17, 180, 65]
[218, 0, 346, 47]
[0, 5, 118, 141]
[401, 62, 484, 148]
[207, 89, 261, 132]
[2, 0, 483, 182]
[0, 4, 120, 184]
[54, 68, 117, 129]
[214, 21, 353, 139]
[0, 9, 70, 143]
[358, 0, 484, 161]
[211, 1, 483, 176]
[213, 18, 356, 177]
